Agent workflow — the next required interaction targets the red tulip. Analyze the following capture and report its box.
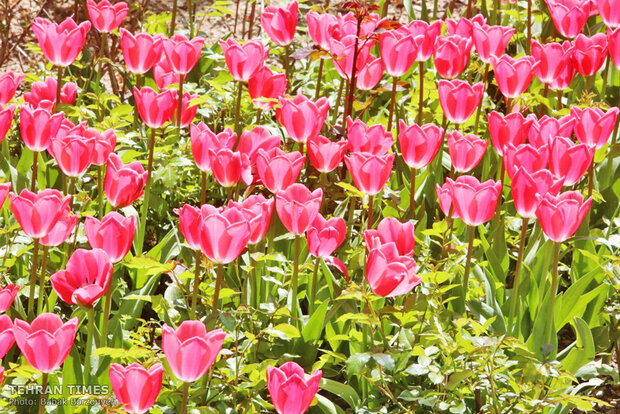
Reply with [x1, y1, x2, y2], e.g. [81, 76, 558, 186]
[530, 40, 574, 85]
[487, 111, 534, 156]
[261, 1, 298, 46]
[86, 0, 128, 33]
[162, 34, 205, 75]
[379, 27, 420, 77]
[0, 72, 24, 105]
[447, 131, 488, 173]
[40, 212, 79, 247]
[451, 175, 502, 226]
[0, 284, 19, 313]
[307, 213, 346, 258]
[346, 117, 393, 155]
[85, 212, 137, 262]
[276, 183, 323, 235]
[176, 204, 203, 250]
[228, 195, 274, 244]
[109, 362, 163, 414]
[236, 126, 281, 165]
[490, 54, 538, 98]
[356, 56, 384, 90]
[512, 168, 564, 218]
[503, 143, 550, 179]
[536, 191, 592, 242]
[199, 204, 251, 264]
[345, 152, 395, 196]
[119, 29, 164, 74]
[549, 136, 595, 186]
[364, 217, 415, 256]
[161, 321, 226, 382]
[307, 135, 348, 173]
[366, 243, 420, 297]
[472, 23, 515, 63]
[277, 94, 329, 143]
[50, 248, 113, 307]
[597, 0, 620, 27]
[219, 38, 268, 82]
[571, 106, 619, 149]
[248, 66, 287, 110]
[9, 189, 71, 239]
[406, 20, 442, 61]
[436, 179, 458, 218]
[609, 27, 620, 69]
[12, 313, 78, 373]
[528, 114, 575, 148]
[49, 133, 96, 177]
[267, 362, 322, 414]
[209, 148, 253, 188]
[546, 0, 592, 38]
[0, 315, 14, 359]
[307, 11, 337, 50]
[571, 33, 608, 76]
[104, 153, 148, 208]
[32, 17, 91, 67]
[190, 123, 237, 173]
[446, 14, 487, 38]
[256, 148, 305, 193]
[133, 87, 176, 128]
[0, 105, 15, 143]
[398, 120, 444, 169]
[438, 79, 484, 124]
[433, 35, 473, 79]
[19, 104, 64, 152]
[24, 77, 77, 109]
[0, 182, 9, 209]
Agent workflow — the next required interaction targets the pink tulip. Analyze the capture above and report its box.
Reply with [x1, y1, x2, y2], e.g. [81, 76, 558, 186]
[528, 114, 575, 148]
[398, 120, 444, 169]
[133, 87, 176, 128]
[538, 192, 593, 242]
[329, 12, 381, 40]
[356, 56, 384, 90]
[0, 315, 14, 359]
[447, 131, 488, 173]
[307, 135, 348, 173]
[173, 92, 199, 127]
[277, 94, 329, 143]
[548, 54, 577, 90]
[472, 23, 515, 63]
[571, 33, 608, 76]
[162, 34, 205, 75]
[490, 54, 538, 98]
[256, 148, 305, 193]
[0, 105, 15, 143]
[436, 179, 458, 218]
[0, 284, 19, 313]
[276, 183, 323, 235]
[248, 66, 287, 110]
[49, 133, 96, 177]
[451, 176, 502, 226]
[549, 136, 595, 186]
[261, 1, 298, 46]
[87, 0, 129, 33]
[433, 35, 473, 79]
[0, 72, 24, 105]
[546, 0, 592, 38]
[487, 111, 533, 156]
[438, 79, 484, 124]
[0, 182, 9, 209]
[236, 126, 281, 165]
[85, 212, 136, 262]
[153, 57, 183, 90]
[176, 204, 203, 250]
[19, 104, 64, 152]
[104, 153, 148, 208]
[366, 243, 420, 297]
[32, 17, 91, 67]
[9, 189, 71, 239]
[119, 29, 164, 74]
[109, 362, 163, 414]
[597, 0, 620, 27]
[364, 217, 416, 256]
[512, 168, 564, 218]
[161, 321, 226, 382]
[228, 195, 274, 244]
[267, 362, 322, 414]
[345, 152, 395, 196]
[503, 143, 550, 179]
[406, 20, 442, 61]
[307, 213, 346, 258]
[190, 123, 237, 173]
[209, 148, 253, 187]
[307, 11, 337, 50]
[24, 77, 77, 109]
[379, 27, 420, 77]
[40, 213, 79, 247]
[446, 14, 487, 38]
[54, 119, 116, 166]
[530, 40, 574, 85]
[329, 34, 373, 80]
[571, 106, 619, 149]
[346, 117, 393, 155]
[12, 313, 78, 373]
[609, 27, 620, 69]
[50, 248, 113, 307]
[199, 204, 251, 264]
[219, 38, 268, 82]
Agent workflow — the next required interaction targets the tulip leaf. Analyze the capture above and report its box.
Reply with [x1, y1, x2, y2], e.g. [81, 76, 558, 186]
[265, 323, 300, 341]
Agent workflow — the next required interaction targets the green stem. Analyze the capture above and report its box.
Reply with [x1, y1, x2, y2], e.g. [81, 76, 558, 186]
[96, 33, 108, 120]
[545, 242, 561, 346]
[191, 251, 202, 318]
[177, 75, 184, 128]
[315, 58, 324, 101]
[180, 382, 190, 414]
[495, 161, 505, 218]
[601, 57, 610, 100]
[27, 238, 40, 320]
[30, 151, 38, 192]
[310, 255, 320, 314]
[38, 373, 48, 414]
[97, 165, 105, 218]
[539, 84, 549, 117]
[283, 45, 290, 92]
[54, 66, 64, 113]
[249, 244, 258, 308]
[212, 263, 224, 313]
[509, 217, 529, 336]
[36, 246, 49, 316]
[527, 0, 532, 54]
[136, 128, 157, 254]
[101, 276, 113, 347]
[200, 171, 207, 205]
[387, 76, 398, 131]
[367, 195, 375, 230]
[234, 82, 243, 137]
[289, 235, 301, 322]
[410, 168, 416, 219]
[473, 64, 489, 135]
[587, 161, 594, 199]
[84, 307, 96, 385]
[187, 0, 195, 38]
[169, 0, 178, 36]
[462, 226, 476, 310]
[417, 61, 424, 124]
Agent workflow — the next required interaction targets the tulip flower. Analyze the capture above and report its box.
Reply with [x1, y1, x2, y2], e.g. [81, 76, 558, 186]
[261, 1, 298, 46]
[219, 38, 268, 82]
[0, 105, 15, 143]
[109, 363, 163, 414]
[347, 117, 393, 155]
[176, 204, 203, 250]
[490, 54, 538, 99]
[546, 0, 593, 38]
[536, 191, 592, 242]
[446, 14, 487, 37]
[104, 153, 148, 208]
[307, 11, 337, 50]
[329, 34, 373, 80]
[85, 212, 137, 262]
[366, 243, 421, 297]
[451, 176, 502, 226]
[379, 27, 420, 77]
[40, 213, 79, 247]
[24, 77, 77, 109]
[172, 92, 199, 127]
[153, 57, 184, 90]
[528, 114, 575, 148]
[267, 362, 322, 414]
[199, 204, 251, 264]
[398, 120, 444, 169]
[49, 133, 96, 177]
[436, 179, 458, 218]
[530, 40, 574, 85]
[0, 284, 19, 313]
[548, 55, 577, 90]
[256, 148, 305, 193]
[503, 143, 550, 179]
[307, 214, 347, 258]
[161, 321, 226, 382]
[571, 33, 608, 76]
[236, 126, 281, 166]
[0, 72, 24, 105]
[307, 135, 348, 173]
[209, 148, 253, 188]
[190, 123, 237, 173]
[571, 106, 619, 149]
[9, 189, 71, 239]
[472, 23, 515, 63]
[276, 183, 323, 235]
[0, 182, 9, 209]
[0, 315, 14, 358]
[345, 152, 395, 196]
[447, 131, 488, 173]
[487, 111, 533, 156]
[19, 104, 64, 152]
[364, 217, 416, 256]
[133, 87, 177, 128]
[438, 79, 484, 124]
[597, 0, 620, 27]
[433, 35, 473, 79]
[277, 94, 329, 143]
[406, 20, 442, 62]
[12, 313, 78, 373]
[549, 136, 595, 186]
[512, 168, 564, 218]
[228, 195, 274, 245]
[162, 34, 205, 75]
[31, 17, 91, 67]
[86, 0, 129, 33]
[248, 66, 287, 110]
[91, 129, 117, 166]
[119, 30, 164, 74]
[609, 27, 620, 69]
[356, 56, 384, 91]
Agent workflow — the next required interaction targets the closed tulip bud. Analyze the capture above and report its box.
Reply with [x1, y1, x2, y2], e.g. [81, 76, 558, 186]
[451, 175, 502, 226]
[276, 183, 323, 235]
[267, 362, 322, 414]
[609, 28, 620, 69]
[109, 362, 163, 414]
[536, 191, 592, 242]
[307, 11, 337, 50]
[248, 66, 287, 110]
[162, 34, 205, 75]
[173, 92, 199, 127]
[438, 79, 484, 124]
[256, 148, 305, 193]
[12, 313, 78, 373]
[19, 104, 64, 152]
[307, 135, 348, 173]
[364, 217, 415, 256]
[9, 189, 71, 239]
[307, 213, 346, 258]
[0, 284, 19, 313]
[161, 321, 226, 382]
[549, 136, 594, 186]
[277, 94, 329, 143]
[433, 35, 473, 79]
[436, 179, 458, 218]
[347, 117, 393, 155]
[176, 204, 203, 250]
[406, 20, 442, 61]
[219, 38, 268, 82]
[0, 315, 13, 359]
[345, 152, 395, 196]
[487, 111, 533, 156]
[571, 33, 608, 76]
[570, 106, 619, 149]
[190, 123, 237, 173]
[236, 126, 281, 165]
[527, 114, 574, 148]
[104, 153, 148, 208]
[447, 14, 487, 38]
[530, 40, 574, 85]
[209, 148, 253, 188]
[512, 168, 564, 218]
[40, 213, 79, 247]
[32, 17, 91, 67]
[49, 134, 96, 177]
[119, 29, 164, 74]
[398, 120, 444, 169]
[366, 243, 420, 297]
[597, 0, 620, 27]
[228, 195, 274, 244]
[0, 105, 15, 143]
[0, 72, 24, 105]
[261, 1, 298, 46]
[490, 54, 538, 98]
[24, 77, 77, 109]
[85, 212, 136, 262]
[503, 143, 550, 179]
[546, 0, 592, 38]
[472, 23, 515, 63]
[379, 27, 420, 77]
[356, 56, 384, 90]
[133, 87, 176, 128]
[0, 182, 9, 209]
[447, 131, 488, 173]
[199, 204, 251, 264]
[86, 0, 129, 33]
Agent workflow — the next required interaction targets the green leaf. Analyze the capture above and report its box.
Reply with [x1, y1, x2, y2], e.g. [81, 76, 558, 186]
[302, 301, 329, 342]
[123, 255, 174, 275]
[265, 323, 300, 341]
[560, 317, 595, 374]
[319, 378, 361, 410]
